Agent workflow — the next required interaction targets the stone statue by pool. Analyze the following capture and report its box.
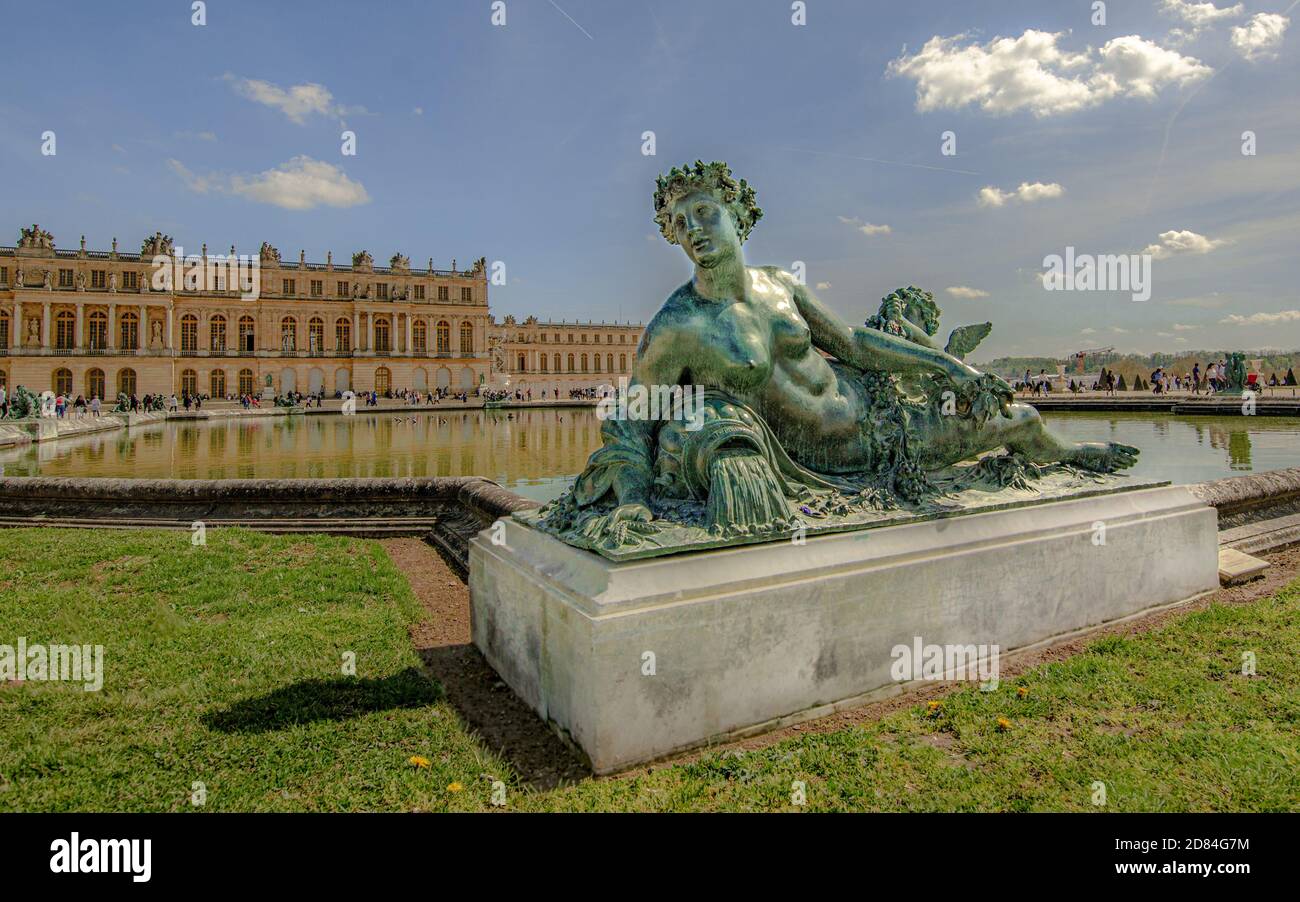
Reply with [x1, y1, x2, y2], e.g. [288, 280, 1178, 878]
[531, 161, 1138, 559]
[470, 162, 1218, 774]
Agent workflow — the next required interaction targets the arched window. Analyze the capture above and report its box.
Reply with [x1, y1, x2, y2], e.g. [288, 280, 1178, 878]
[413, 320, 427, 353]
[606, 353, 613, 373]
[593, 354, 601, 373]
[460, 321, 474, 354]
[280, 317, 297, 352]
[181, 314, 198, 351]
[56, 311, 75, 350]
[181, 369, 197, 396]
[120, 311, 138, 350]
[238, 368, 255, 396]
[335, 318, 351, 352]
[53, 367, 73, 395]
[117, 368, 137, 396]
[553, 353, 561, 372]
[374, 317, 391, 352]
[375, 366, 391, 394]
[436, 320, 451, 353]
[87, 311, 107, 350]
[239, 316, 255, 352]
[209, 314, 226, 352]
[540, 355, 549, 372]
[86, 368, 105, 401]
[517, 353, 527, 372]
[308, 317, 324, 354]
[567, 353, 575, 372]
[580, 353, 588, 373]
[619, 353, 627, 372]
[210, 369, 226, 398]
[0, 311, 8, 350]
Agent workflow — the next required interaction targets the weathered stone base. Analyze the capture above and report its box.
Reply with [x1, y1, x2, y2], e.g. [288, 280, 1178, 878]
[470, 484, 1219, 773]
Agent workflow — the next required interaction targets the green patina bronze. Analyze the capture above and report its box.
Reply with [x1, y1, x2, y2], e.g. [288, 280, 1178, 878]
[531, 161, 1140, 559]
[3, 386, 40, 420]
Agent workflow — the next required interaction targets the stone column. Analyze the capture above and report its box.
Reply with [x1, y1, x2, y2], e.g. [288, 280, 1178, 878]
[351, 312, 358, 352]
[12, 301, 20, 349]
[367, 312, 374, 352]
[138, 305, 147, 351]
[42, 302, 51, 349]
[75, 303, 84, 349]
[165, 305, 174, 351]
[108, 303, 117, 350]
[405, 313, 413, 355]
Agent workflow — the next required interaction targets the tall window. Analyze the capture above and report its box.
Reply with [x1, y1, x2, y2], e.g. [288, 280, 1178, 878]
[181, 314, 198, 351]
[377, 283, 388, 300]
[54, 368, 72, 395]
[336, 280, 349, 297]
[619, 353, 627, 371]
[553, 354, 560, 372]
[335, 318, 351, 352]
[238, 368, 255, 396]
[310, 279, 323, 297]
[436, 320, 450, 353]
[59, 268, 73, 288]
[414, 285, 425, 300]
[280, 317, 297, 352]
[87, 311, 107, 350]
[606, 353, 613, 373]
[580, 354, 588, 373]
[91, 270, 106, 289]
[282, 278, 295, 296]
[56, 311, 75, 350]
[567, 354, 575, 372]
[0, 311, 8, 349]
[86, 368, 105, 400]
[308, 317, 324, 354]
[239, 316, 255, 352]
[460, 321, 474, 354]
[181, 369, 197, 396]
[375, 366, 391, 394]
[120, 311, 138, 350]
[461, 287, 472, 302]
[374, 317, 390, 352]
[122, 271, 139, 291]
[437, 285, 449, 301]
[540, 355, 549, 372]
[412, 320, 427, 353]
[517, 353, 527, 372]
[210, 369, 226, 398]
[593, 354, 601, 373]
[209, 314, 226, 352]
[118, 368, 137, 396]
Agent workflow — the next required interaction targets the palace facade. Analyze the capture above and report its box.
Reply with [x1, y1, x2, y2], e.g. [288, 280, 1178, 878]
[0, 225, 491, 400]
[488, 315, 644, 394]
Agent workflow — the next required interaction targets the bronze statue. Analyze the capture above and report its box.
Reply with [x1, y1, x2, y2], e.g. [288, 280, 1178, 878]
[537, 162, 1138, 557]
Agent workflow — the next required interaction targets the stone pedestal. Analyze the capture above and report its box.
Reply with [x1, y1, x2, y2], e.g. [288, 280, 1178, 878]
[470, 485, 1219, 773]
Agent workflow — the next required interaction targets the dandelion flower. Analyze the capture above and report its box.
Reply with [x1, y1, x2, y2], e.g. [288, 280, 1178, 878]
[409, 755, 431, 768]
[1017, 686, 1029, 698]
[447, 781, 464, 792]
[996, 717, 1011, 732]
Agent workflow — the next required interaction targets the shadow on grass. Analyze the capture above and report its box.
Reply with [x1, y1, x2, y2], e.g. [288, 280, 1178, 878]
[203, 668, 443, 733]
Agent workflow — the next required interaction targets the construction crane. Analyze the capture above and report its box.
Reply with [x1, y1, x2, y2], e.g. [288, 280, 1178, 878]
[1072, 346, 1115, 374]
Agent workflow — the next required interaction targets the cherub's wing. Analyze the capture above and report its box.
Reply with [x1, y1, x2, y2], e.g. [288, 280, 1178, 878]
[945, 323, 992, 360]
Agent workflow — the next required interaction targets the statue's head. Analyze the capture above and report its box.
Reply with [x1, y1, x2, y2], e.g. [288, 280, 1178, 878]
[654, 161, 762, 269]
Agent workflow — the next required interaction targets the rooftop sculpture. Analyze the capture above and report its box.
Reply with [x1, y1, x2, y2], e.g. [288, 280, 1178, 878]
[531, 161, 1139, 558]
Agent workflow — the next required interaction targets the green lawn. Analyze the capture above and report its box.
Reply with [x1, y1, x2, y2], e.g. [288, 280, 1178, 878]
[1, 528, 1297, 812]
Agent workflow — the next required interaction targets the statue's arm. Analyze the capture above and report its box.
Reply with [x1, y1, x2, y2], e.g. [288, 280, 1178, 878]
[571, 321, 682, 512]
[784, 275, 976, 382]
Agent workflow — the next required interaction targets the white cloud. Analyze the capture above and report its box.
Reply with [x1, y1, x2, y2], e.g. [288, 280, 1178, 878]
[224, 74, 348, 124]
[1080, 327, 1098, 335]
[169, 155, 370, 210]
[1220, 310, 1300, 325]
[1172, 323, 1200, 331]
[412, 106, 424, 116]
[1142, 228, 1228, 258]
[887, 30, 1212, 117]
[838, 215, 892, 236]
[977, 181, 1064, 207]
[1161, 0, 1243, 28]
[816, 281, 832, 290]
[1231, 13, 1289, 62]
[1110, 326, 1129, 334]
[945, 285, 989, 298]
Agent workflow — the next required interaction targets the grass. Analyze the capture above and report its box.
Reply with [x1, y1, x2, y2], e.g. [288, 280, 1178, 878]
[1, 528, 1297, 812]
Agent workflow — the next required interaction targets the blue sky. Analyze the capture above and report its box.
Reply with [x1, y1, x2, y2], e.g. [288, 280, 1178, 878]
[1, 0, 1296, 358]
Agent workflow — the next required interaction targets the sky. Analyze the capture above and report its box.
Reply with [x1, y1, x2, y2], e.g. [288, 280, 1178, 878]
[1, 0, 1296, 359]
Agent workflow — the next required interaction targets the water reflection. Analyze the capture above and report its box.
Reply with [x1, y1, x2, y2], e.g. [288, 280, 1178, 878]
[2, 409, 1296, 503]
